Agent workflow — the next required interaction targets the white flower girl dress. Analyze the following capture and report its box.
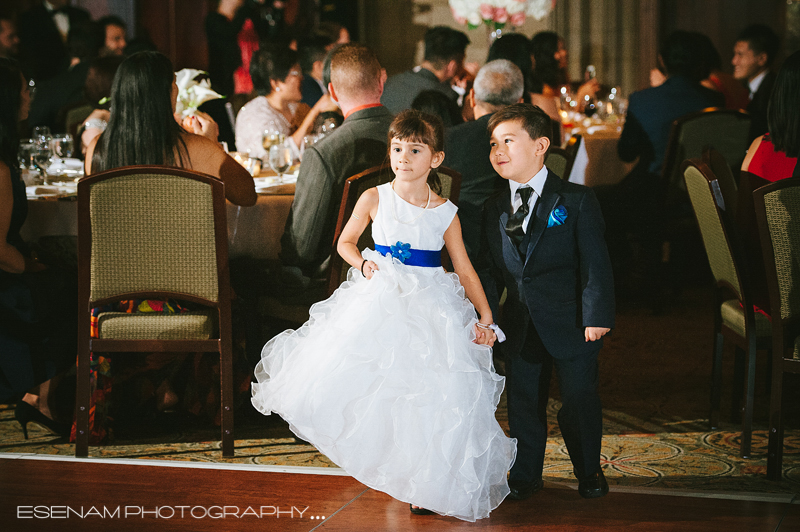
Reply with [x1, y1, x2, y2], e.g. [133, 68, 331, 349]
[251, 183, 516, 521]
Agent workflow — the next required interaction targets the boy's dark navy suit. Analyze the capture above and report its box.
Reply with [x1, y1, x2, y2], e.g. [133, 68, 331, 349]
[480, 168, 615, 484]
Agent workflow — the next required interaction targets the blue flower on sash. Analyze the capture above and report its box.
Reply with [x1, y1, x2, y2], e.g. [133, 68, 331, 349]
[547, 205, 568, 228]
[390, 241, 412, 263]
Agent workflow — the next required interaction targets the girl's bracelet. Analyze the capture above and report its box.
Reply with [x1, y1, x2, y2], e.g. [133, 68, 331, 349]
[476, 322, 493, 330]
[360, 259, 368, 276]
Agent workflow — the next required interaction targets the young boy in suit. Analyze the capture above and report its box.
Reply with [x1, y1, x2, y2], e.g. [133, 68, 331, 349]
[479, 103, 615, 500]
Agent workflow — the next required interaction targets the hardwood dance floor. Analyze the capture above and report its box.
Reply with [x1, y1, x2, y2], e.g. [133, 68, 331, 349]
[1, 455, 797, 531]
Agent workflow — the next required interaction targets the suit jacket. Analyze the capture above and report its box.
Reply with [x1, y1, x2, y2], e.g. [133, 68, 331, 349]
[281, 105, 394, 276]
[301, 76, 325, 108]
[618, 75, 725, 176]
[480, 170, 615, 359]
[380, 68, 458, 115]
[18, 4, 91, 82]
[443, 113, 505, 260]
[746, 70, 776, 143]
[27, 61, 90, 131]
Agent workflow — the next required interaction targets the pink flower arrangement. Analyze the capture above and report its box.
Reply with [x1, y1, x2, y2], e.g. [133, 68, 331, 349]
[449, 0, 554, 30]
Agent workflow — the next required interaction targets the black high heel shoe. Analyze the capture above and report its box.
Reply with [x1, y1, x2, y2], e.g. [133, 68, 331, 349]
[14, 402, 69, 439]
[409, 504, 434, 515]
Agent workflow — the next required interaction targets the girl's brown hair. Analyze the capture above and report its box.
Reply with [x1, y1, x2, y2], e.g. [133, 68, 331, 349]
[387, 109, 444, 194]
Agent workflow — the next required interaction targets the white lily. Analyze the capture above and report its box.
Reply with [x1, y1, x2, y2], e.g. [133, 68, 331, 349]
[174, 68, 224, 118]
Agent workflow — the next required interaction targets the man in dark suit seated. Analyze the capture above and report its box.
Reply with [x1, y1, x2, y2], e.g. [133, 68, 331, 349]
[281, 43, 393, 282]
[298, 35, 333, 108]
[614, 31, 724, 306]
[731, 24, 780, 142]
[18, 0, 91, 82]
[443, 59, 524, 261]
[381, 26, 469, 115]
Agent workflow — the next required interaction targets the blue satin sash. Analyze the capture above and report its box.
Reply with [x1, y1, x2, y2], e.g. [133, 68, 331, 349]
[374, 244, 442, 268]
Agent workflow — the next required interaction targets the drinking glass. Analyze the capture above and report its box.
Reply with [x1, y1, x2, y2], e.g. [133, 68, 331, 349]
[50, 134, 74, 160]
[32, 126, 51, 141]
[269, 142, 292, 183]
[18, 138, 35, 169]
[262, 128, 284, 155]
[32, 137, 52, 184]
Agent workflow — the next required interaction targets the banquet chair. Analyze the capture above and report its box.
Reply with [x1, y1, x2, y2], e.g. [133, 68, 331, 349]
[75, 166, 235, 458]
[702, 146, 739, 218]
[682, 159, 771, 458]
[546, 134, 582, 181]
[753, 178, 800, 480]
[327, 163, 462, 296]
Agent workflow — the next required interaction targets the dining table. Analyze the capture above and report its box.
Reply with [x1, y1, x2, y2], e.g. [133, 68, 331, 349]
[562, 119, 637, 188]
[21, 168, 296, 263]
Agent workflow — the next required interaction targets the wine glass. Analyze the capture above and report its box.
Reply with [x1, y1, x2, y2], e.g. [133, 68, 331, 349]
[32, 136, 52, 184]
[262, 128, 284, 156]
[50, 134, 74, 160]
[32, 125, 51, 140]
[268, 142, 292, 183]
[18, 138, 35, 169]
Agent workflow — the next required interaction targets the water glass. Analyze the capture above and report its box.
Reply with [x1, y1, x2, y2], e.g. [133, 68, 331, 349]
[32, 137, 52, 183]
[269, 143, 292, 182]
[50, 134, 74, 159]
[18, 138, 35, 170]
[262, 128, 284, 154]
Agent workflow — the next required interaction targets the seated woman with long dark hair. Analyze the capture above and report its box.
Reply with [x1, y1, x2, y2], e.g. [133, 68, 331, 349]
[530, 31, 599, 110]
[86, 50, 256, 206]
[81, 51, 255, 443]
[1, 58, 76, 438]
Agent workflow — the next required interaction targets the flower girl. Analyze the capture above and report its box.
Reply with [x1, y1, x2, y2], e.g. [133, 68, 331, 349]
[251, 110, 516, 521]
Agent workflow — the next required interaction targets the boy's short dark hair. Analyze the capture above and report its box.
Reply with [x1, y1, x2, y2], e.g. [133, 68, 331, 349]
[737, 24, 781, 67]
[487, 103, 553, 146]
[423, 26, 469, 69]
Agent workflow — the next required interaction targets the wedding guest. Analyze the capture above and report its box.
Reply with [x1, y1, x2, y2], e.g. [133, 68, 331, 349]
[281, 43, 393, 280]
[530, 31, 598, 110]
[736, 50, 800, 314]
[316, 20, 350, 47]
[97, 15, 126, 57]
[741, 49, 800, 180]
[479, 103, 615, 501]
[85, 51, 256, 206]
[235, 44, 338, 160]
[1, 58, 76, 438]
[443, 59, 524, 261]
[381, 26, 469, 114]
[77, 55, 124, 155]
[298, 35, 332, 108]
[26, 23, 100, 132]
[411, 90, 462, 128]
[487, 33, 559, 121]
[205, 0, 247, 98]
[17, 0, 91, 82]
[0, 15, 20, 59]
[732, 24, 781, 142]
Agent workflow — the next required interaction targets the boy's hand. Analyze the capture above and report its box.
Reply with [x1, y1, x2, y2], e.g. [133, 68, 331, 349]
[585, 327, 610, 342]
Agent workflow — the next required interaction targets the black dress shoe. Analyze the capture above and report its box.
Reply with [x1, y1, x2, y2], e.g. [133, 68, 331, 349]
[578, 470, 609, 499]
[409, 504, 434, 515]
[507, 478, 543, 500]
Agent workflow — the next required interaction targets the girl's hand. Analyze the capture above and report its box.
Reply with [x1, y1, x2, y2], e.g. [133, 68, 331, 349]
[473, 323, 496, 347]
[362, 260, 379, 280]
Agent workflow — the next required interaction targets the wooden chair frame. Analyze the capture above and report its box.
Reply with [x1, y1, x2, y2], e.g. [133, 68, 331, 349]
[682, 159, 769, 458]
[75, 166, 234, 457]
[753, 177, 800, 480]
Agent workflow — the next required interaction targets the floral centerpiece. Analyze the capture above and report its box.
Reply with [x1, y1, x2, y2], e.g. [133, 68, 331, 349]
[449, 0, 555, 30]
[174, 68, 224, 119]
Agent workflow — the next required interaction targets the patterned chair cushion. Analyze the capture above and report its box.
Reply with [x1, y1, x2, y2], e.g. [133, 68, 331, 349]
[720, 299, 771, 339]
[96, 311, 215, 340]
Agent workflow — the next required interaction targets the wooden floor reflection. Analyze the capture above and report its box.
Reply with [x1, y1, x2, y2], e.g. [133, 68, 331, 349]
[1, 455, 797, 531]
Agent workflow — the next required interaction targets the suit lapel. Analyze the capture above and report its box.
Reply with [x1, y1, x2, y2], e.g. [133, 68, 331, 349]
[524, 171, 562, 265]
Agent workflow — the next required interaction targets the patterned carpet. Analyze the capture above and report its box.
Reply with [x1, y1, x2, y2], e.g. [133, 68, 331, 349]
[2, 285, 799, 496]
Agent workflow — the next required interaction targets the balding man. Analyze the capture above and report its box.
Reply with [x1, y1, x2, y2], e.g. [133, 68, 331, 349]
[281, 43, 393, 279]
[443, 59, 524, 260]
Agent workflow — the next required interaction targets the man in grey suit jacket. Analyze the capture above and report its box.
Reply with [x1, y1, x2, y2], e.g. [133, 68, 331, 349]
[443, 59, 524, 261]
[281, 43, 394, 279]
[381, 26, 469, 114]
[479, 104, 615, 501]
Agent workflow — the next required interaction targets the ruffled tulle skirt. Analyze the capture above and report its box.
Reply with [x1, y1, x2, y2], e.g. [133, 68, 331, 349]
[251, 249, 516, 521]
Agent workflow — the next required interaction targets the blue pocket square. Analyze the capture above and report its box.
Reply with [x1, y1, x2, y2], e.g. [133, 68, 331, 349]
[547, 206, 567, 228]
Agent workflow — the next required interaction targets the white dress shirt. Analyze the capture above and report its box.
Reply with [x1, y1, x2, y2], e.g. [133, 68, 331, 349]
[748, 70, 767, 100]
[508, 165, 548, 233]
